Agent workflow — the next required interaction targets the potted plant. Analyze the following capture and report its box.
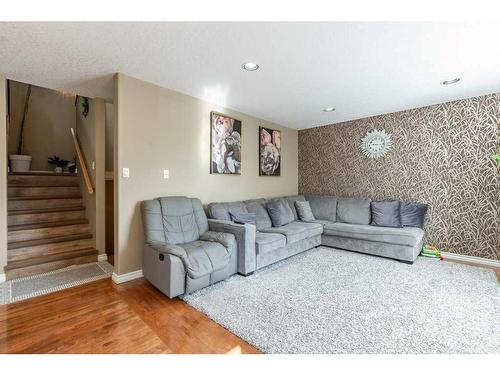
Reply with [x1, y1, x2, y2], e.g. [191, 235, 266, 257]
[9, 84, 33, 172]
[48, 155, 70, 173]
[68, 156, 77, 173]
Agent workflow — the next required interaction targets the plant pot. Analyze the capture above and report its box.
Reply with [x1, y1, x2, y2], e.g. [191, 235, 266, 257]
[9, 155, 32, 172]
[54, 167, 63, 173]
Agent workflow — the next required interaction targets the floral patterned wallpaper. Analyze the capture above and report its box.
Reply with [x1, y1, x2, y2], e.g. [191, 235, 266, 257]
[299, 94, 499, 260]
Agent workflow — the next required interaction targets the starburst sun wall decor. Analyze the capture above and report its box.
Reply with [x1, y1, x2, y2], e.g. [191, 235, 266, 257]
[361, 129, 393, 159]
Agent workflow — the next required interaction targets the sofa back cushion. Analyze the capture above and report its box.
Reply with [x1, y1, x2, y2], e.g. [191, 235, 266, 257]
[142, 197, 208, 245]
[305, 195, 337, 222]
[265, 198, 294, 227]
[230, 212, 257, 226]
[284, 195, 306, 220]
[337, 198, 372, 225]
[295, 201, 316, 222]
[207, 201, 248, 221]
[244, 198, 273, 230]
[371, 200, 402, 228]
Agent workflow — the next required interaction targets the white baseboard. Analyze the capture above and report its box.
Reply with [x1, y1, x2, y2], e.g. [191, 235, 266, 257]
[112, 269, 143, 284]
[0, 273, 5, 283]
[97, 254, 108, 262]
[441, 251, 500, 268]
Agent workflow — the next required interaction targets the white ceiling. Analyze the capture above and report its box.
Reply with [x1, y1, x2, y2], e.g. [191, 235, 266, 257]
[1, 22, 499, 129]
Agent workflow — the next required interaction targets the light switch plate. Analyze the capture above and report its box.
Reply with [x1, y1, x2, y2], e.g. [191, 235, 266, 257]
[91, 161, 95, 170]
[163, 169, 169, 179]
[122, 168, 130, 178]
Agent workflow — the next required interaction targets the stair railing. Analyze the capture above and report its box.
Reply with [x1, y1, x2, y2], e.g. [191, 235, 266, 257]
[70, 128, 94, 194]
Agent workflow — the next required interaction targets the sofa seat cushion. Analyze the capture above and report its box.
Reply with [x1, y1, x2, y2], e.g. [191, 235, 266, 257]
[291, 221, 323, 237]
[323, 222, 424, 247]
[255, 232, 286, 255]
[312, 219, 335, 226]
[260, 222, 309, 244]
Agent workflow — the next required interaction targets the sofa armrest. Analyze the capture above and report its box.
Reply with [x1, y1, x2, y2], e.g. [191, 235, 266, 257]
[143, 243, 186, 298]
[208, 219, 257, 275]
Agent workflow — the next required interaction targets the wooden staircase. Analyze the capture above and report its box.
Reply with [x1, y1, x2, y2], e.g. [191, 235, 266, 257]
[6, 172, 98, 279]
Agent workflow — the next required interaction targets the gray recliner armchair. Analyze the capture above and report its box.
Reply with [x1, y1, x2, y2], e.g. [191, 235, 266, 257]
[141, 196, 239, 298]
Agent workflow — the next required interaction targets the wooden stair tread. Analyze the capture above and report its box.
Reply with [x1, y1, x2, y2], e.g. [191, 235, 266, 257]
[8, 206, 85, 215]
[5, 254, 99, 280]
[9, 195, 83, 201]
[8, 233, 93, 250]
[5, 248, 98, 270]
[8, 219, 90, 232]
[8, 238, 94, 262]
[8, 223, 91, 243]
[8, 171, 77, 176]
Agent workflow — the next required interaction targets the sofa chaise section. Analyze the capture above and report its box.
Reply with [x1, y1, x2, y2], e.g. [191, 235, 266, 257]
[305, 195, 424, 263]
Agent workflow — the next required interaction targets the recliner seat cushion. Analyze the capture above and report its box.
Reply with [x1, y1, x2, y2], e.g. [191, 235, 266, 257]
[260, 222, 309, 244]
[178, 240, 231, 277]
[323, 222, 424, 247]
[337, 198, 372, 225]
[244, 198, 273, 230]
[305, 195, 337, 222]
[255, 232, 286, 255]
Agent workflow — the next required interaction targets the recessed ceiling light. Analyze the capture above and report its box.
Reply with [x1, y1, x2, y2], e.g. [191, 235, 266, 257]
[242, 62, 259, 71]
[323, 107, 335, 112]
[440, 78, 461, 85]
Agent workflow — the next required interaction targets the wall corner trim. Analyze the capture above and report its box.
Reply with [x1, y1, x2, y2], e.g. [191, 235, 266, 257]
[0, 273, 5, 283]
[112, 269, 143, 284]
[441, 252, 500, 268]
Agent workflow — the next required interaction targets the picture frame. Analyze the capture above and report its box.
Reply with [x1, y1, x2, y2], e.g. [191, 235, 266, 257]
[259, 126, 281, 176]
[210, 112, 242, 174]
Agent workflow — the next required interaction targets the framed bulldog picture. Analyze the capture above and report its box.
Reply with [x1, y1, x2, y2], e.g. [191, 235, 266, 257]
[259, 126, 281, 176]
[210, 112, 242, 174]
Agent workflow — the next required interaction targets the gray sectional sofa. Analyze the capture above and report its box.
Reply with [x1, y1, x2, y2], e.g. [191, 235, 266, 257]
[207, 195, 425, 276]
[141, 195, 425, 298]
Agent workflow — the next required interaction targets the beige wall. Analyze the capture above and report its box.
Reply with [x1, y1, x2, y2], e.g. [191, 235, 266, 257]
[114, 73, 298, 275]
[8, 81, 75, 171]
[0, 75, 7, 277]
[75, 97, 106, 256]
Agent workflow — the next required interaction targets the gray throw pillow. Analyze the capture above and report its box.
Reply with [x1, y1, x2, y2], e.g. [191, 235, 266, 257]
[265, 200, 294, 227]
[400, 201, 428, 229]
[371, 200, 402, 228]
[295, 201, 316, 222]
[229, 211, 256, 226]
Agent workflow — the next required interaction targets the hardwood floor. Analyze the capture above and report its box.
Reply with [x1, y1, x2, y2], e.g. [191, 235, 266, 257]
[0, 277, 260, 354]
